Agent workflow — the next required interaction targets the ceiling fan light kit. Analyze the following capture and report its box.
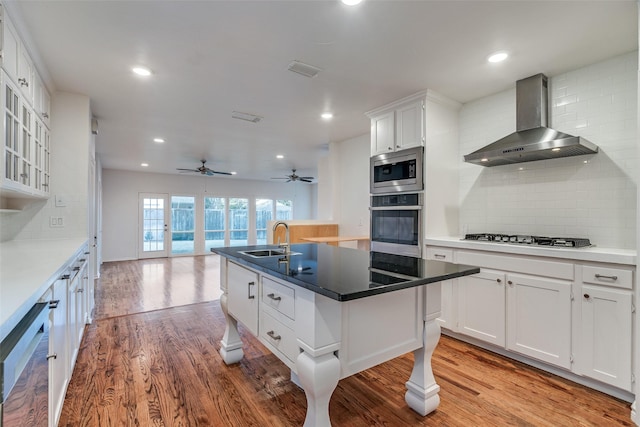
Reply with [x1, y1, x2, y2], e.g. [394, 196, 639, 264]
[271, 169, 315, 183]
[176, 160, 232, 176]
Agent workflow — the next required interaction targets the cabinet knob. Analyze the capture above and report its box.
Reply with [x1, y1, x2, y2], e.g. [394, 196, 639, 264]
[387, 147, 392, 151]
[583, 293, 590, 299]
[43, 113, 49, 119]
[496, 278, 502, 283]
[508, 280, 513, 285]
[18, 77, 29, 87]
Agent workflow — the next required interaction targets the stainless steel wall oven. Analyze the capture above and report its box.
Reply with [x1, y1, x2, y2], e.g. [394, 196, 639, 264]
[370, 192, 423, 258]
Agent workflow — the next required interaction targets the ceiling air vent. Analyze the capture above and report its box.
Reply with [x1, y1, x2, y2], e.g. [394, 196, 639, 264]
[231, 111, 262, 123]
[288, 60, 322, 78]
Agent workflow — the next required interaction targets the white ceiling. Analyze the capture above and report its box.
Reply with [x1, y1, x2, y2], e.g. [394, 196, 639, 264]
[8, 0, 638, 182]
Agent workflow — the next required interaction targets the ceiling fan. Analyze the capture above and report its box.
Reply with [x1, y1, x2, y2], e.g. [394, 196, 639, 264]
[176, 160, 232, 176]
[271, 169, 314, 183]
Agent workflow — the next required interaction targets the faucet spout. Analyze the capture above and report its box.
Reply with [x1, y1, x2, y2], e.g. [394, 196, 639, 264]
[273, 221, 290, 254]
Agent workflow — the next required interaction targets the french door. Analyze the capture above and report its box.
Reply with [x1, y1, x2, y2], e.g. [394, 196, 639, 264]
[139, 193, 169, 258]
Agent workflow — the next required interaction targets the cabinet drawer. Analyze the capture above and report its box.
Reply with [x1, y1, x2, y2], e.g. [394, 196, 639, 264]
[262, 277, 295, 320]
[260, 310, 299, 364]
[426, 247, 453, 262]
[582, 265, 633, 290]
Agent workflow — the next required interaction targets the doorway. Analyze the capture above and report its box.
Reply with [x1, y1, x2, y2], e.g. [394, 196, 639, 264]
[139, 193, 169, 258]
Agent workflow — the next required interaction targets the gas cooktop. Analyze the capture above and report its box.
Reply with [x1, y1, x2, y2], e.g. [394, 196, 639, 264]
[463, 233, 592, 248]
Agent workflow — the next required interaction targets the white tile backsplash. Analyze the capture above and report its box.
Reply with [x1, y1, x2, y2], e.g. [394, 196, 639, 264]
[459, 52, 638, 249]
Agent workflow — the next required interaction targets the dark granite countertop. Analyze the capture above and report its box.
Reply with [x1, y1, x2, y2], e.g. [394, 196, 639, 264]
[212, 244, 479, 301]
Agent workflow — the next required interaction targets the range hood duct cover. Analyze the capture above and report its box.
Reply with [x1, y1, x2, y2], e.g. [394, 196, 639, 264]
[464, 73, 598, 167]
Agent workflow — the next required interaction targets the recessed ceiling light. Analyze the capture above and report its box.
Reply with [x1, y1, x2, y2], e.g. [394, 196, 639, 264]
[141, 163, 149, 167]
[321, 112, 333, 120]
[487, 52, 508, 63]
[132, 66, 152, 76]
[342, 0, 363, 5]
[276, 154, 284, 159]
[153, 138, 165, 143]
[232, 111, 262, 123]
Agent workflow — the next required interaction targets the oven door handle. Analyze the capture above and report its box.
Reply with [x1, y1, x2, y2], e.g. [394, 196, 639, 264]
[370, 206, 422, 211]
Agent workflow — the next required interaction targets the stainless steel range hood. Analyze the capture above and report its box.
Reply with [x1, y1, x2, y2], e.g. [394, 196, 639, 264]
[464, 74, 598, 167]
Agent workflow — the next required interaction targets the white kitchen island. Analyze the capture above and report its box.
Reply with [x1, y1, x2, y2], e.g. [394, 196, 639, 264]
[212, 244, 479, 426]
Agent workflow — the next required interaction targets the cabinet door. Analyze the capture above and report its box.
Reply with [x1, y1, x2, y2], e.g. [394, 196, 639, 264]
[436, 279, 456, 330]
[67, 274, 80, 370]
[370, 111, 394, 155]
[2, 74, 21, 186]
[458, 270, 505, 346]
[395, 99, 424, 150]
[49, 278, 68, 427]
[17, 45, 33, 102]
[227, 262, 259, 336]
[2, 15, 20, 81]
[578, 285, 632, 391]
[506, 273, 571, 368]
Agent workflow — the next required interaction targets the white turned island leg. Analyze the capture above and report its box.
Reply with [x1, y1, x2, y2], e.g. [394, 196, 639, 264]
[405, 319, 441, 416]
[296, 350, 341, 427]
[219, 293, 244, 364]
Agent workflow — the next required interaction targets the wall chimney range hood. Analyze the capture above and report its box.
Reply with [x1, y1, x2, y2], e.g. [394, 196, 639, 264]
[464, 74, 598, 167]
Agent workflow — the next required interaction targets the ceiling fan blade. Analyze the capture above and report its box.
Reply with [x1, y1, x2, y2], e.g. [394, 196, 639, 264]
[271, 177, 288, 180]
[300, 176, 314, 180]
[205, 170, 215, 176]
[210, 170, 232, 175]
[300, 178, 313, 183]
[177, 168, 199, 172]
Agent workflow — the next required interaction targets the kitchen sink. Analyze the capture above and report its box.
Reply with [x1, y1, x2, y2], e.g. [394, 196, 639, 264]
[239, 249, 301, 258]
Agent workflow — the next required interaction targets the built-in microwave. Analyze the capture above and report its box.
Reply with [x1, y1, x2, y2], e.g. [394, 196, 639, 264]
[370, 146, 423, 194]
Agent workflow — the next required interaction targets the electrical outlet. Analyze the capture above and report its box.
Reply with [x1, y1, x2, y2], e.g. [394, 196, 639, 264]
[49, 216, 64, 227]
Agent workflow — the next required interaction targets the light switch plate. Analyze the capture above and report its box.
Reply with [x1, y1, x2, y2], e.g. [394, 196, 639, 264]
[55, 195, 67, 207]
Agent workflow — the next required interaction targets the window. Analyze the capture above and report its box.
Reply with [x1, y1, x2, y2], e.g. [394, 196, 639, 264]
[229, 198, 248, 247]
[205, 197, 225, 251]
[256, 199, 273, 245]
[276, 199, 292, 220]
[171, 196, 195, 254]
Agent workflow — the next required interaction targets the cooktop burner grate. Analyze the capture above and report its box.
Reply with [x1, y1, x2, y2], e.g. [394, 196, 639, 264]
[463, 234, 592, 248]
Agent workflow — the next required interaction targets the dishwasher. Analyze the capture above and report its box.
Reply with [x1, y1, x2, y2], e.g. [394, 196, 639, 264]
[0, 301, 50, 426]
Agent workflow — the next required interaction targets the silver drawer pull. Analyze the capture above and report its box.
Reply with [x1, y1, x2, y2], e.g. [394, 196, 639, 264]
[267, 330, 281, 340]
[267, 293, 282, 301]
[48, 299, 60, 309]
[247, 281, 255, 299]
[434, 254, 446, 259]
[46, 353, 57, 360]
[594, 274, 618, 281]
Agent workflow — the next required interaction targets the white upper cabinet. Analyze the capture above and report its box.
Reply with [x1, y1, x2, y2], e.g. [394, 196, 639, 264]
[34, 72, 51, 125]
[367, 93, 425, 156]
[1, 11, 34, 105]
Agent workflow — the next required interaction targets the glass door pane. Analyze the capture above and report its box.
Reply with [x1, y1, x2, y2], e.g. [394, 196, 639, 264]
[140, 193, 169, 259]
[171, 196, 195, 254]
[229, 198, 248, 247]
[256, 199, 273, 245]
[276, 199, 292, 220]
[205, 197, 225, 251]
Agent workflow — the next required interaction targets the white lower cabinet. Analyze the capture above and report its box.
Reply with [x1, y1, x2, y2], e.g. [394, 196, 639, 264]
[458, 270, 505, 346]
[429, 244, 635, 396]
[227, 262, 259, 336]
[575, 263, 634, 392]
[506, 273, 572, 369]
[48, 277, 68, 427]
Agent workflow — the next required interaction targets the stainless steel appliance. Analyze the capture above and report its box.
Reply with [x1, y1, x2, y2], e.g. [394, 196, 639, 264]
[463, 233, 592, 248]
[464, 74, 598, 167]
[370, 193, 422, 258]
[1, 302, 49, 426]
[370, 146, 423, 194]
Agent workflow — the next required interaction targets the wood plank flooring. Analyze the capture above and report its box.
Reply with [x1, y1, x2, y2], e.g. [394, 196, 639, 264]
[59, 255, 633, 426]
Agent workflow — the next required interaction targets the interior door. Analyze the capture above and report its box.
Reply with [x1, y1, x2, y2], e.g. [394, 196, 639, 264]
[139, 193, 169, 258]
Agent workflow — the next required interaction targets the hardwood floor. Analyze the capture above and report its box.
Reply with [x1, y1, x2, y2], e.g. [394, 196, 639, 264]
[59, 255, 633, 426]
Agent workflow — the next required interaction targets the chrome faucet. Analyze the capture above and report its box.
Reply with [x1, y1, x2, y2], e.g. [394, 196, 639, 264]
[273, 221, 290, 254]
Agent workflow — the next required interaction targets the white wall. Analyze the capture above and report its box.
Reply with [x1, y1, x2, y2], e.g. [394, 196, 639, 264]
[459, 52, 638, 249]
[101, 169, 315, 262]
[1, 92, 91, 242]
